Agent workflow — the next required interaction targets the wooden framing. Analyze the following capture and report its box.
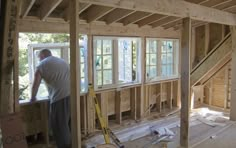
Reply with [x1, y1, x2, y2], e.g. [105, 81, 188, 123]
[180, 17, 191, 147]
[120, 11, 151, 26]
[102, 8, 134, 25]
[69, 0, 81, 147]
[0, 0, 19, 114]
[230, 26, 236, 121]
[80, 0, 236, 25]
[20, 0, 36, 18]
[40, 0, 63, 20]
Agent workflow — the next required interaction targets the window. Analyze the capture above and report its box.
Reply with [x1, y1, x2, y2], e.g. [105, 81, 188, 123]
[146, 38, 179, 82]
[94, 36, 141, 90]
[28, 36, 88, 99]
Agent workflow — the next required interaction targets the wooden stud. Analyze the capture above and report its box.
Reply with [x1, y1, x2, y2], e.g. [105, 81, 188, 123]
[180, 17, 191, 147]
[20, 0, 36, 18]
[69, 0, 81, 147]
[205, 24, 210, 55]
[156, 84, 161, 113]
[0, 0, 19, 115]
[136, 14, 166, 27]
[40, 0, 63, 20]
[41, 102, 49, 145]
[103, 9, 135, 25]
[130, 87, 137, 120]
[83, 5, 115, 23]
[115, 91, 122, 124]
[230, 26, 236, 120]
[224, 65, 229, 109]
[120, 11, 151, 26]
[87, 34, 95, 133]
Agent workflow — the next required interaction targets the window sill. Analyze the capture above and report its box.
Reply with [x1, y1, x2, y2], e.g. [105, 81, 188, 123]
[95, 82, 142, 93]
[19, 93, 87, 106]
[145, 76, 180, 85]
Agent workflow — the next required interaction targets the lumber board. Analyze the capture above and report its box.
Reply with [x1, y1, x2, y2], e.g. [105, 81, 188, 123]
[180, 17, 191, 147]
[80, 0, 236, 25]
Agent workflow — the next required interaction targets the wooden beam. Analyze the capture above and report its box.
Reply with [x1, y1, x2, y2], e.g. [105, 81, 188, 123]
[180, 17, 191, 147]
[119, 11, 151, 26]
[150, 16, 179, 28]
[0, 0, 19, 115]
[115, 91, 121, 124]
[136, 14, 166, 27]
[102, 8, 134, 25]
[40, 0, 63, 20]
[79, 3, 92, 14]
[130, 87, 137, 120]
[69, 0, 81, 147]
[80, 0, 236, 25]
[18, 18, 181, 38]
[230, 26, 236, 120]
[212, 0, 232, 8]
[224, 65, 229, 109]
[20, 0, 36, 18]
[81, 5, 114, 23]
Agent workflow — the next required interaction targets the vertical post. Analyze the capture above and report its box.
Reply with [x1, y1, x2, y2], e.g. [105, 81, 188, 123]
[87, 34, 95, 133]
[130, 87, 137, 120]
[180, 17, 191, 147]
[0, 0, 19, 114]
[230, 26, 236, 120]
[115, 91, 122, 124]
[69, 0, 81, 147]
[224, 66, 229, 109]
[137, 36, 145, 118]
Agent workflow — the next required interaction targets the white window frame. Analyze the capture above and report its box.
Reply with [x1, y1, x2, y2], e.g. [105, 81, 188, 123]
[145, 38, 179, 83]
[93, 36, 142, 90]
[27, 42, 88, 99]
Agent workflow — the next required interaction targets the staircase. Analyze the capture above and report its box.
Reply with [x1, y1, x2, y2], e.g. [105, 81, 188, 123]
[191, 34, 232, 86]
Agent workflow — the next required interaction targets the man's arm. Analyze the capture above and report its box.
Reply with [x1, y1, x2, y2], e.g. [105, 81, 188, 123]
[31, 69, 42, 101]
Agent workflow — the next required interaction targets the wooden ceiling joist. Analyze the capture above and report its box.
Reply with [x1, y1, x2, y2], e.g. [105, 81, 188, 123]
[40, 0, 63, 20]
[99, 8, 135, 25]
[79, 3, 92, 14]
[119, 11, 151, 26]
[212, 0, 232, 8]
[200, 0, 231, 7]
[214, 1, 236, 10]
[80, 5, 115, 23]
[162, 19, 183, 30]
[80, 0, 236, 25]
[150, 16, 179, 28]
[20, 0, 36, 18]
[135, 14, 166, 27]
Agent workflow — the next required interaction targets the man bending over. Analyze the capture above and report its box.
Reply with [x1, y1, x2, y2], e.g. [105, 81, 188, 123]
[31, 49, 71, 148]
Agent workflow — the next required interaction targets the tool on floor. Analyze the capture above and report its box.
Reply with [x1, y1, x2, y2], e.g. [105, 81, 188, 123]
[88, 84, 125, 148]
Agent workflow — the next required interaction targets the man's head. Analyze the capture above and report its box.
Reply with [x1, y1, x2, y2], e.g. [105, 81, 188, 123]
[38, 49, 52, 61]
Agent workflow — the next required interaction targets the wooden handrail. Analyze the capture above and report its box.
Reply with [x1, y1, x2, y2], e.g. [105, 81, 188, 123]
[191, 33, 231, 75]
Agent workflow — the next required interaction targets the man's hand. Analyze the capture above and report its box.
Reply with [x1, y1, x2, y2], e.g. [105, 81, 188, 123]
[30, 96, 37, 102]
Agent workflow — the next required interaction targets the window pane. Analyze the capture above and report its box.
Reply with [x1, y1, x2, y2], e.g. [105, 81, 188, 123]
[161, 54, 167, 64]
[167, 53, 173, 64]
[96, 56, 102, 70]
[103, 55, 112, 69]
[162, 65, 167, 76]
[146, 54, 150, 65]
[96, 71, 102, 86]
[50, 48, 61, 58]
[81, 63, 85, 78]
[162, 41, 167, 53]
[81, 78, 86, 92]
[167, 41, 173, 52]
[96, 40, 102, 55]
[80, 47, 85, 63]
[37, 83, 48, 98]
[166, 64, 173, 75]
[150, 66, 157, 77]
[103, 70, 112, 85]
[151, 41, 157, 53]
[103, 40, 112, 54]
[150, 54, 157, 65]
